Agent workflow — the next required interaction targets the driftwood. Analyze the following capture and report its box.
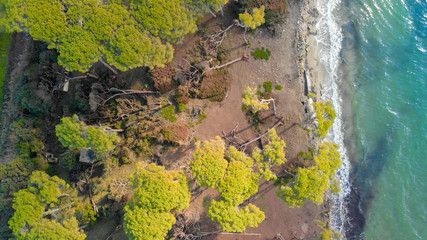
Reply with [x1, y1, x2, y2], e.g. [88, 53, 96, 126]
[208, 54, 248, 72]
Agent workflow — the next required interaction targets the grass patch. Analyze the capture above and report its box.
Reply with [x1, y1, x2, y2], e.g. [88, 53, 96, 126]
[197, 109, 207, 124]
[263, 81, 273, 93]
[0, 33, 12, 116]
[251, 47, 271, 60]
[159, 105, 177, 122]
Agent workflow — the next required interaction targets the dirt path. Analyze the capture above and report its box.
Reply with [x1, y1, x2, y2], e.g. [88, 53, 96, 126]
[0, 33, 34, 163]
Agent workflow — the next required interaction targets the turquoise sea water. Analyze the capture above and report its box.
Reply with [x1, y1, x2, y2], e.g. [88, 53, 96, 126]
[336, 0, 427, 239]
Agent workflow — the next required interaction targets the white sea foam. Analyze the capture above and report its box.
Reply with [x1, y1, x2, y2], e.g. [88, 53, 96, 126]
[315, 0, 352, 237]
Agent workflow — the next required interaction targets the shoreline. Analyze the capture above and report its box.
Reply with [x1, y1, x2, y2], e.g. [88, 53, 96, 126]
[298, 0, 357, 238]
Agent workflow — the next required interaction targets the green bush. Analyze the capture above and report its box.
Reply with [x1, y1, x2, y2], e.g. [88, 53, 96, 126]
[159, 105, 177, 122]
[263, 81, 273, 93]
[275, 84, 282, 90]
[178, 103, 186, 112]
[308, 92, 316, 99]
[251, 47, 271, 60]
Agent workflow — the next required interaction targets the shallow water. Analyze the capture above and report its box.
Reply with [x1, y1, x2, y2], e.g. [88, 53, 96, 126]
[318, 0, 427, 239]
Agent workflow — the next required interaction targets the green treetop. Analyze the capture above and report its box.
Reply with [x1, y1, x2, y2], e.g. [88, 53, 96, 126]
[104, 23, 174, 71]
[8, 171, 85, 239]
[124, 206, 175, 240]
[124, 163, 190, 240]
[55, 115, 119, 161]
[24, 218, 86, 240]
[313, 101, 336, 138]
[128, 163, 191, 213]
[278, 142, 342, 207]
[239, 6, 266, 30]
[208, 200, 265, 232]
[185, 0, 229, 14]
[217, 146, 259, 205]
[130, 0, 197, 42]
[252, 129, 287, 181]
[190, 136, 228, 188]
[55, 115, 88, 150]
[0, 0, 229, 72]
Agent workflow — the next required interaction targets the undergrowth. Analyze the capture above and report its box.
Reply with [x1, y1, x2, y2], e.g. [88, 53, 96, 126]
[252, 47, 271, 60]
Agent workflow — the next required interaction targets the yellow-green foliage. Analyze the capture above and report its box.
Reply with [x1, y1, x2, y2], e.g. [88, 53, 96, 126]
[8, 171, 86, 239]
[278, 142, 342, 207]
[242, 86, 269, 113]
[124, 163, 190, 240]
[190, 137, 228, 188]
[252, 129, 286, 181]
[131, 0, 197, 42]
[208, 200, 265, 232]
[239, 6, 266, 30]
[1, 0, 228, 72]
[307, 92, 316, 98]
[313, 101, 336, 138]
[190, 138, 267, 232]
[124, 206, 175, 240]
[24, 218, 86, 240]
[159, 105, 177, 122]
[128, 163, 191, 213]
[316, 220, 341, 240]
[218, 146, 259, 205]
[0, 32, 11, 114]
[55, 115, 119, 161]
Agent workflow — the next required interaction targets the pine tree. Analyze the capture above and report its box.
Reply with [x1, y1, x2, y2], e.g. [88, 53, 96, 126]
[278, 142, 342, 207]
[190, 137, 228, 188]
[208, 200, 265, 232]
[217, 146, 259, 205]
[8, 171, 85, 239]
[239, 6, 266, 30]
[124, 163, 191, 240]
[0, 0, 229, 72]
[252, 129, 286, 181]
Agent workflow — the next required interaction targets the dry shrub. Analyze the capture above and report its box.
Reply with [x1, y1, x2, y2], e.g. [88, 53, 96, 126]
[254, 0, 288, 13]
[150, 62, 176, 93]
[176, 85, 190, 104]
[199, 71, 230, 102]
[162, 124, 189, 144]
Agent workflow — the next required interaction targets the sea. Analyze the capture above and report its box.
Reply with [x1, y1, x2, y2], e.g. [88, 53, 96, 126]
[315, 0, 427, 239]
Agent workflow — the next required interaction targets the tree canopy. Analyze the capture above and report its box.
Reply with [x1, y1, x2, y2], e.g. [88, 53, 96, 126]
[252, 129, 287, 181]
[239, 6, 266, 30]
[55, 115, 119, 161]
[0, 0, 229, 72]
[128, 163, 191, 213]
[218, 146, 259, 205]
[8, 171, 85, 239]
[278, 142, 342, 207]
[190, 136, 228, 188]
[313, 101, 336, 138]
[208, 200, 265, 232]
[124, 206, 176, 240]
[124, 163, 190, 240]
